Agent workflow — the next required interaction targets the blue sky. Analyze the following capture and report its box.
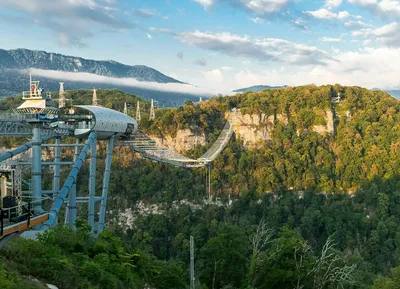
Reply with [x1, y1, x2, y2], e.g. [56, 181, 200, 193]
[1, 0, 400, 93]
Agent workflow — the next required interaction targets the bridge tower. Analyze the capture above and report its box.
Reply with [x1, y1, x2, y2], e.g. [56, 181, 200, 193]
[92, 88, 98, 106]
[149, 99, 155, 121]
[59, 82, 66, 108]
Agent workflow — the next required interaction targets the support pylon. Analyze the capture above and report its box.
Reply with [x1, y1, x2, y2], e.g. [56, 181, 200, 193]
[136, 101, 141, 123]
[59, 82, 65, 108]
[150, 99, 155, 121]
[92, 88, 98, 106]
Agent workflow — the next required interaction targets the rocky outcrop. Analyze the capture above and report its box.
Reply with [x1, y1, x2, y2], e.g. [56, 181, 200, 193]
[227, 110, 275, 147]
[312, 110, 334, 136]
[151, 129, 206, 153]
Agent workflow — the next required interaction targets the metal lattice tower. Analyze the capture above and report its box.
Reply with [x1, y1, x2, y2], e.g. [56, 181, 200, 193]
[0, 75, 235, 242]
[150, 99, 155, 121]
[59, 82, 66, 108]
[136, 101, 141, 122]
[92, 88, 98, 106]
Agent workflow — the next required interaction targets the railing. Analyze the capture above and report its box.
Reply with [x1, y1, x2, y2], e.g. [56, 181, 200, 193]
[0, 198, 47, 238]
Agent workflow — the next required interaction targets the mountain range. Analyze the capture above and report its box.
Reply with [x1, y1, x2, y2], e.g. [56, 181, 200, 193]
[233, 85, 287, 93]
[0, 49, 202, 107]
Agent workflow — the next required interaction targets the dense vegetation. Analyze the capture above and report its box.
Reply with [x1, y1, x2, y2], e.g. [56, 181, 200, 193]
[144, 85, 400, 194]
[1, 85, 400, 288]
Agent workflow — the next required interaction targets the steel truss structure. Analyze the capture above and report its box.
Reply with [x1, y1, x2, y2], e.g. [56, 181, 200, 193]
[0, 108, 234, 239]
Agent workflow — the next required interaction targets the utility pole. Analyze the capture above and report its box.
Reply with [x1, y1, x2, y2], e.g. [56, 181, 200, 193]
[190, 236, 195, 289]
[150, 99, 156, 121]
[59, 82, 65, 108]
[92, 88, 98, 106]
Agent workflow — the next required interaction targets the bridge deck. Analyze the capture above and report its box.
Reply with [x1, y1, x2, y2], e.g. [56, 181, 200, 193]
[119, 119, 233, 168]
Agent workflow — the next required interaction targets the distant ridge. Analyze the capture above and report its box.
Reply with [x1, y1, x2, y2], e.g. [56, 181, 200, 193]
[0, 48, 203, 107]
[0, 48, 182, 83]
[233, 84, 287, 93]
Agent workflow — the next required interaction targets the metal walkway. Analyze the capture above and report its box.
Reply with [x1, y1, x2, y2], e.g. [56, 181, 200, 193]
[119, 119, 234, 168]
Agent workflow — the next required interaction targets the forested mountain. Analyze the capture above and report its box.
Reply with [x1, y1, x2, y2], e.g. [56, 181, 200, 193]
[1, 85, 400, 288]
[0, 49, 203, 107]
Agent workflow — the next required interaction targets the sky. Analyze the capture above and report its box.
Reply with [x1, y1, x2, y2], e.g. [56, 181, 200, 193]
[1, 0, 400, 94]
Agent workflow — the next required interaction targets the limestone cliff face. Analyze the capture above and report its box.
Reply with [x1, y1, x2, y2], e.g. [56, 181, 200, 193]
[312, 110, 334, 136]
[149, 108, 335, 152]
[227, 110, 276, 147]
[151, 129, 206, 153]
[228, 109, 334, 146]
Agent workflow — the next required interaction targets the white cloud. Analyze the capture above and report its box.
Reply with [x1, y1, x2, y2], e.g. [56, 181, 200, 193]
[249, 17, 265, 24]
[225, 47, 400, 92]
[294, 18, 308, 30]
[234, 69, 281, 88]
[193, 0, 289, 15]
[244, 0, 289, 14]
[134, 8, 158, 18]
[344, 20, 370, 29]
[27, 68, 214, 96]
[221, 66, 234, 71]
[325, 0, 342, 9]
[177, 30, 332, 65]
[193, 0, 215, 9]
[204, 69, 224, 84]
[305, 8, 352, 20]
[0, 0, 133, 47]
[146, 33, 152, 39]
[349, 0, 400, 18]
[352, 22, 400, 47]
[348, 0, 377, 5]
[320, 37, 342, 42]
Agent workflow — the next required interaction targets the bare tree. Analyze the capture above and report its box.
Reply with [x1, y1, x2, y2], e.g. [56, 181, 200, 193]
[294, 240, 312, 289]
[248, 219, 275, 287]
[212, 259, 221, 289]
[308, 236, 357, 289]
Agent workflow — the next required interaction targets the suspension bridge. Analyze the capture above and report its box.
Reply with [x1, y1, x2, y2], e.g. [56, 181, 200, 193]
[0, 76, 233, 241]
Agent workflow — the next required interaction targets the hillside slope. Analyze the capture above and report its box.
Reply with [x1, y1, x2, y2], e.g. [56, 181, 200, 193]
[143, 84, 400, 194]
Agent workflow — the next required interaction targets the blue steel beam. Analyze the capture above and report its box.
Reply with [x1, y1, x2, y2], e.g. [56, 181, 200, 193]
[0, 136, 52, 163]
[42, 132, 96, 229]
[88, 132, 97, 230]
[68, 140, 80, 229]
[98, 135, 115, 233]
